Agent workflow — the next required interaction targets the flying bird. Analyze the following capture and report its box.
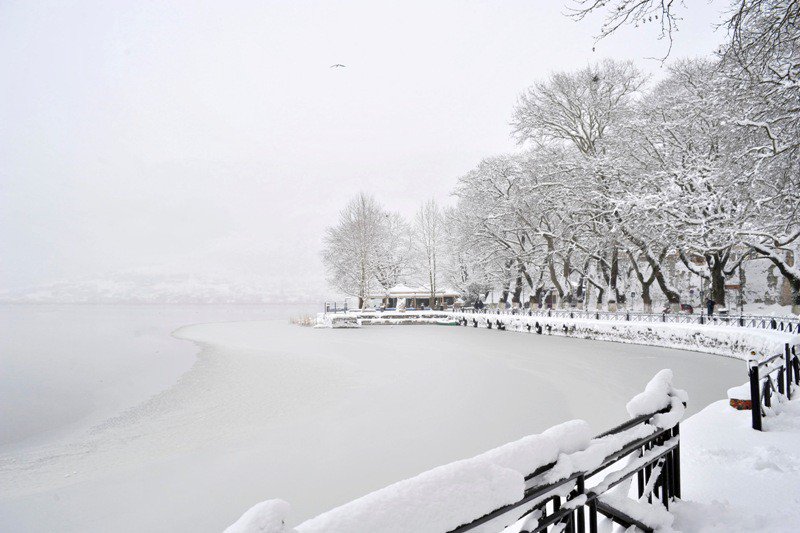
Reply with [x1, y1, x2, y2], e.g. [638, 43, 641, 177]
[330, 64, 346, 68]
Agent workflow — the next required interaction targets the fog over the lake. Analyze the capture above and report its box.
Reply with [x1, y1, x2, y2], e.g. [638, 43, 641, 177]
[0, 0, 727, 301]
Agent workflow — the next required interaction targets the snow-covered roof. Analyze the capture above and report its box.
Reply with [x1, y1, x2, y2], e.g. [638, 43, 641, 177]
[388, 284, 416, 294]
[370, 285, 461, 298]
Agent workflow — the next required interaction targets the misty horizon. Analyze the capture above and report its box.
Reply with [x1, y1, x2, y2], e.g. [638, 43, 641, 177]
[1, 0, 728, 301]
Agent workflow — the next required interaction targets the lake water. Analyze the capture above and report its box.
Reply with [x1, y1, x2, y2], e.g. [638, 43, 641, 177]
[0, 304, 745, 532]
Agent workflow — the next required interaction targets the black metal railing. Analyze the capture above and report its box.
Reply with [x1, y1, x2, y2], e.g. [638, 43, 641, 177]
[448, 404, 683, 533]
[748, 342, 800, 431]
[458, 307, 800, 334]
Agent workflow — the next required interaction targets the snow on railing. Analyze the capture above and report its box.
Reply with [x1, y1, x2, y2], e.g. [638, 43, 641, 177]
[744, 338, 800, 430]
[225, 371, 687, 533]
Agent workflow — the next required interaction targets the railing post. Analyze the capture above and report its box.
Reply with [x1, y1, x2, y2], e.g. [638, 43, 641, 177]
[576, 475, 586, 533]
[794, 349, 800, 385]
[795, 358, 800, 386]
[661, 457, 670, 509]
[786, 343, 793, 401]
[749, 364, 762, 431]
[672, 424, 681, 499]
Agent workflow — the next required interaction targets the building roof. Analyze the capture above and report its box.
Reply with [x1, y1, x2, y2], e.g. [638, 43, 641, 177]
[370, 285, 461, 298]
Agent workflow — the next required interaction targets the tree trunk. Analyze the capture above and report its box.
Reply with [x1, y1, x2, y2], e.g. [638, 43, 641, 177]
[609, 246, 619, 310]
[512, 275, 523, 306]
[530, 286, 545, 309]
[500, 283, 511, 306]
[707, 253, 727, 308]
[641, 284, 652, 313]
[654, 267, 680, 307]
[791, 280, 800, 315]
[512, 261, 524, 307]
[561, 251, 573, 309]
[545, 236, 565, 301]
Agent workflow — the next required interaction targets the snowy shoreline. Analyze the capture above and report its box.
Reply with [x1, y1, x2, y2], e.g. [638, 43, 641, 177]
[320, 309, 796, 362]
[460, 311, 799, 364]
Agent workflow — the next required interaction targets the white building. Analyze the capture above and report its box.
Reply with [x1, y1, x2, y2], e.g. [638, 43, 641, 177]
[368, 284, 461, 310]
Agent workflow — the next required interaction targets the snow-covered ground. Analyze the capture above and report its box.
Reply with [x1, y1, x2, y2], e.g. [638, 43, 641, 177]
[0, 306, 745, 532]
[672, 395, 800, 532]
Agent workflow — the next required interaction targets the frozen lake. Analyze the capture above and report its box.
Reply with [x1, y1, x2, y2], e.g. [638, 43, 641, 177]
[0, 305, 745, 532]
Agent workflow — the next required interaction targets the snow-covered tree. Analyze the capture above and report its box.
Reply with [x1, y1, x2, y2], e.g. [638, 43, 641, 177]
[627, 59, 761, 308]
[374, 215, 412, 296]
[567, 0, 686, 58]
[512, 60, 648, 309]
[722, 1, 800, 312]
[412, 199, 447, 308]
[321, 193, 390, 308]
[739, 156, 800, 313]
[325, 11, 799, 314]
[512, 59, 647, 156]
[442, 207, 494, 305]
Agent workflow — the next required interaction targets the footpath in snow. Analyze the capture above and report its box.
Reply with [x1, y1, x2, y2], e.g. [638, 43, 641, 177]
[672, 392, 800, 532]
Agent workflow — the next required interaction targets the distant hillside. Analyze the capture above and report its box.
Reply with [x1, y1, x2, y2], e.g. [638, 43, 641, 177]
[0, 273, 325, 304]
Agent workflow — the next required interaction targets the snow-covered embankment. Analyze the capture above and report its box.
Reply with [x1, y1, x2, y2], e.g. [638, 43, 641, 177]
[451, 311, 795, 362]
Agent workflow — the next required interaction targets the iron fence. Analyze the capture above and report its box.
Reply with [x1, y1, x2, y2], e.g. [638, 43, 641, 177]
[449, 404, 683, 533]
[748, 342, 800, 431]
[459, 308, 799, 334]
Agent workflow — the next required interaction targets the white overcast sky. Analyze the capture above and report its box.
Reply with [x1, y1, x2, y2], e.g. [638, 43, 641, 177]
[0, 0, 730, 293]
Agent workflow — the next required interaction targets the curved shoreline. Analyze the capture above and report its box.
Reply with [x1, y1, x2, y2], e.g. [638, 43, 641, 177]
[0, 314, 746, 532]
[331, 309, 795, 362]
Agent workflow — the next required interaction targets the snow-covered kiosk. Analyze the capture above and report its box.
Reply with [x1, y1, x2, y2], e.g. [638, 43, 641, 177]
[373, 284, 461, 310]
